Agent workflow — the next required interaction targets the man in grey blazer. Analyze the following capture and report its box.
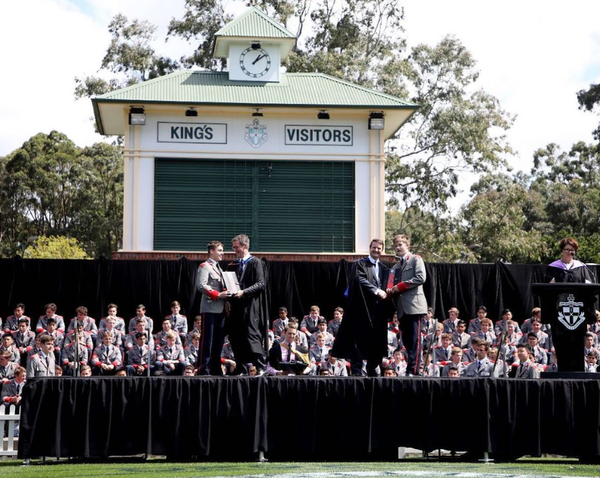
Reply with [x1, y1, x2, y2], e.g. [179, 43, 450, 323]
[463, 341, 495, 377]
[509, 344, 540, 378]
[387, 234, 428, 376]
[26, 334, 56, 378]
[197, 241, 229, 375]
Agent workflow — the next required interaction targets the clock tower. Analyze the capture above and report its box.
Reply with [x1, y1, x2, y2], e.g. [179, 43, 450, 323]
[213, 7, 296, 83]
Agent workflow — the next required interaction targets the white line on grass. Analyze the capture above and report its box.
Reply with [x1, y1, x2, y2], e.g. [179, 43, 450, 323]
[200, 471, 596, 478]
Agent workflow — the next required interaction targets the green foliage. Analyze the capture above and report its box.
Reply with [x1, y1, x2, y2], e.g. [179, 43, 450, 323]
[23, 235, 90, 259]
[0, 132, 123, 258]
[577, 82, 600, 141]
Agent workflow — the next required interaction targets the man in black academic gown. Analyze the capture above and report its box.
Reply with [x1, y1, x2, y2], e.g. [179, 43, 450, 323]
[227, 234, 269, 375]
[332, 238, 390, 376]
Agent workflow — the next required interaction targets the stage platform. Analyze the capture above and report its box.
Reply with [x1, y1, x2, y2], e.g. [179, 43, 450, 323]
[17, 376, 600, 462]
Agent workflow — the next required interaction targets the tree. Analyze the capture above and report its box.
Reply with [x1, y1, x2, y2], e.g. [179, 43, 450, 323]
[0, 132, 123, 258]
[577, 83, 600, 141]
[459, 176, 546, 263]
[23, 235, 89, 259]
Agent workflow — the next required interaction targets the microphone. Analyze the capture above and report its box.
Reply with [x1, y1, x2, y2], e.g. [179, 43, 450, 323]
[570, 251, 576, 257]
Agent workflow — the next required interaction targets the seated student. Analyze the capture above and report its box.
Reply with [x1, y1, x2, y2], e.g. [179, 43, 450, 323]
[387, 328, 400, 359]
[442, 307, 461, 334]
[0, 351, 19, 383]
[267, 325, 310, 376]
[80, 365, 93, 377]
[488, 348, 508, 377]
[423, 323, 443, 355]
[495, 309, 522, 337]
[463, 341, 494, 377]
[220, 336, 237, 375]
[585, 350, 599, 372]
[451, 320, 470, 350]
[90, 331, 122, 375]
[521, 307, 549, 335]
[126, 317, 155, 350]
[184, 332, 201, 373]
[441, 347, 467, 377]
[389, 348, 406, 377]
[1, 365, 26, 408]
[272, 307, 289, 339]
[186, 316, 203, 346]
[503, 320, 522, 347]
[156, 331, 186, 375]
[43, 318, 65, 359]
[327, 307, 344, 337]
[421, 308, 437, 336]
[509, 344, 540, 379]
[382, 365, 397, 377]
[434, 333, 455, 365]
[309, 332, 331, 369]
[497, 334, 517, 367]
[114, 367, 127, 377]
[447, 365, 461, 378]
[527, 319, 552, 351]
[590, 310, 600, 335]
[66, 306, 98, 346]
[166, 301, 188, 344]
[526, 332, 548, 369]
[64, 320, 94, 350]
[463, 336, 482, 363]
[126, 332, 157, 376]
[300, 305, 323, 339]
[98, 303, 126, 334]
[0, 333, 20, 364]
[468, 305, 488, 336]
[321, 352, 348, 377]
[309, 319, 334, 347]
[14, 318, 36, 365]
[36, 303, 66, 334]
[469, 318, 496, 347]
[286, 318, 308, 349]
[27, 335, 56, 378]
[319, 368, 332, 376]
[54, 365, 63, 377]
[128, 304, 154, 334]
[584, 332, 598, 357]
[388, 311, 401, 335]
[98, 316, 124, 350]
[61, 326, 90, 376]
[155, 317, 183, 350]
[4, 303, 31, 333]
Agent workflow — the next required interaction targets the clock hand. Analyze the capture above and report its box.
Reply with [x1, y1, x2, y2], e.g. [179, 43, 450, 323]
[252, 54, 266, 65]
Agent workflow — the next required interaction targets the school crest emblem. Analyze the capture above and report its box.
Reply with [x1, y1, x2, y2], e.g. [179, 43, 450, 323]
[245, 119, 268, 148]
[557, 294, 585, 330]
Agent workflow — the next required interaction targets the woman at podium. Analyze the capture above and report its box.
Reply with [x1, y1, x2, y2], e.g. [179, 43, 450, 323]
[545, 237, 595, 283]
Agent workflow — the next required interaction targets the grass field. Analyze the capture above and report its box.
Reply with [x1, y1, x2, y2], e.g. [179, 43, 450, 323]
[1, 458, 600, 478]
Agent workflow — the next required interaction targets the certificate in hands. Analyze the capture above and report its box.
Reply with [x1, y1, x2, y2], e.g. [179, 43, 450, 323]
[223, 271, 241, 294]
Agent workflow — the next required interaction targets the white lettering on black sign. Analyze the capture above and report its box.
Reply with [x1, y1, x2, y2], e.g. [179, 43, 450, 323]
[284, 125, 353, 146]
[157, 122, 227, 144]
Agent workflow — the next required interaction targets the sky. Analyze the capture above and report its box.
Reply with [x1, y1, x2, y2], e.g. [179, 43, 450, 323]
[0, 0, 599, 204]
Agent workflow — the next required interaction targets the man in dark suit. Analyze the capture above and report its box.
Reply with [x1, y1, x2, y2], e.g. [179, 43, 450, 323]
[333, 238, 390, 376]
[228, 234, 269, 375]
[387, 234, 428, 376]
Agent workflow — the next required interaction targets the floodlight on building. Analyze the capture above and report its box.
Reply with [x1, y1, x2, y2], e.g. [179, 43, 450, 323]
[252, 108, 264, 117]
[317, 110, 330, 120]
[368, 112, 385, 130]
[128, 106, 146, 126]
[185, 107, 198, 117]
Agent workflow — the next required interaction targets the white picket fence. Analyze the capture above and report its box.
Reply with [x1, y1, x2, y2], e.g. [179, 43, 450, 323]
[0, 405, 19, 459]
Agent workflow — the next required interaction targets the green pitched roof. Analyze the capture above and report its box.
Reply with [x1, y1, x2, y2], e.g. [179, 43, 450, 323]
[215, 6, 295, 39]
[93, 70, 416, 109]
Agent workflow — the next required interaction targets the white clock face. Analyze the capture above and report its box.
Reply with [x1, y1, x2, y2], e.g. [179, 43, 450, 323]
[239, 47, 272, 78]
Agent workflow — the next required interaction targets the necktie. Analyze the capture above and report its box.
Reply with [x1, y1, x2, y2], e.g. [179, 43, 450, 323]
[45, 356, 50, 368]
[519, 363, 524, 376]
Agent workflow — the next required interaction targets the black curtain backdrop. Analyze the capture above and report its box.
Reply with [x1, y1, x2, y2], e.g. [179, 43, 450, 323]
[1, 258, 598, 330]
[18, 376, 600, 460]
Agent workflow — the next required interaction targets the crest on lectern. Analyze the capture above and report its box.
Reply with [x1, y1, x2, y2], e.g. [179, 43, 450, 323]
[557, 294, 586, 330]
